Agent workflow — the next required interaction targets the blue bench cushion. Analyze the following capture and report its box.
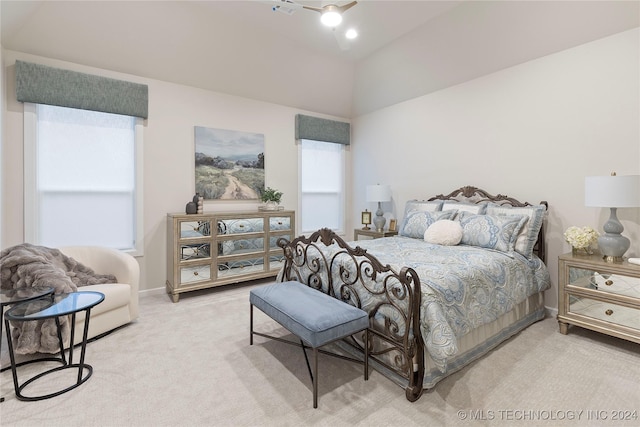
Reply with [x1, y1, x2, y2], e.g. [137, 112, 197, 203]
[250, 281, 368, 348]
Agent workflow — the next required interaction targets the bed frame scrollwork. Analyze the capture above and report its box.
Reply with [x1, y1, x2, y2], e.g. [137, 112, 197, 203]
[277, 228, 425, 401]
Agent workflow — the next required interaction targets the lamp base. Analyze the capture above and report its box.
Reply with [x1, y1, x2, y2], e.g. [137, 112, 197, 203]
[598, 208, 630, 263]
[373, 203, 386, 233]
[602, 255, 624, 263]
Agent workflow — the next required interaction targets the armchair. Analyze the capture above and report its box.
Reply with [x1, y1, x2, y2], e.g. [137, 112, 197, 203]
[58, 246, 139, 342]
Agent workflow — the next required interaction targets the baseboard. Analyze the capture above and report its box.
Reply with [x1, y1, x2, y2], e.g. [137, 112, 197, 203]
[545, 306, 558, 319]
[139, 287, 167, 298]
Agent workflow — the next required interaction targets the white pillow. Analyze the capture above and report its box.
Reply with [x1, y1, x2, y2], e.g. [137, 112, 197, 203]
[441, 201, 487, 215]
[424, 220, 463, 246]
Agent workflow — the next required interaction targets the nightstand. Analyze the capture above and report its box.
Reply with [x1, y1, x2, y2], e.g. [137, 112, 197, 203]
[557, 252, 640, 344]
[354, 229, 398, 241]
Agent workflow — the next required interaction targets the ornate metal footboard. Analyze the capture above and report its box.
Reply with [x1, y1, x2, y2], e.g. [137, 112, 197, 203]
[277, 228, 425, 401]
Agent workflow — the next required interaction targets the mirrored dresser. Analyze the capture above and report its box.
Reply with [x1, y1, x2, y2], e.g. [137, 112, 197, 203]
[557, 252, 640, 344]
[166, 210, 295, 302]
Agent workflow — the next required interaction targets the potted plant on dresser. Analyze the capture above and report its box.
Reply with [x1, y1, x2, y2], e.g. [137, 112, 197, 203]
[260, 187, 283, 211]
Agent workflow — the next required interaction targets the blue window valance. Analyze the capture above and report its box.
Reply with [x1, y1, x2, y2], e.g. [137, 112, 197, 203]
[15, 60, 148, 119]
[295, 114, 350, 145]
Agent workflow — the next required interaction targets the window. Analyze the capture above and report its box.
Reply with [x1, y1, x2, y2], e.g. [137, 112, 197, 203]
[299, 139, 345, 234]
[24, 103, 143, 254]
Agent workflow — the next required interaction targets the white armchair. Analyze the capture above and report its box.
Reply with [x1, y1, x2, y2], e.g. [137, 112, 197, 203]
[58, 246, 139, 341]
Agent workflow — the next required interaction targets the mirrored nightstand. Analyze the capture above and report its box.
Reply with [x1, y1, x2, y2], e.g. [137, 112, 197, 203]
[557, 252, 640, 344]
[354, 229, 398, 241]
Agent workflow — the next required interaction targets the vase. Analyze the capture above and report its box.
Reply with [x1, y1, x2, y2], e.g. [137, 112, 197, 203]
[263, 201, 278, 211]
[572, 247, 592, 256]
[186, 201, 197, 214]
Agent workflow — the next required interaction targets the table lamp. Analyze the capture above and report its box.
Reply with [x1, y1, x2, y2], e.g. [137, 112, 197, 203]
[366, 184, 391, 232]
[585, 173, 640, 262]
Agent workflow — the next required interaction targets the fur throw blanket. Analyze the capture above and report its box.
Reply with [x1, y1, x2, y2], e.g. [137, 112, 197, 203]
[0, 243, 117, 354]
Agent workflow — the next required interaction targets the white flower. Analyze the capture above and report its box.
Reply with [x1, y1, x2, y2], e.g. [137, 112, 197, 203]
[564, 226, 599, 249]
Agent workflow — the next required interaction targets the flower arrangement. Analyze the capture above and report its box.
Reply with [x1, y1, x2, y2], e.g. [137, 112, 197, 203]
[564, 226, 599, 250]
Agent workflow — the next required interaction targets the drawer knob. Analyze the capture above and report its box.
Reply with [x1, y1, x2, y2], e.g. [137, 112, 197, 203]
[605, 309, 613, 316]
[605, 280, 613, 286]
[193, 271, 199, 276]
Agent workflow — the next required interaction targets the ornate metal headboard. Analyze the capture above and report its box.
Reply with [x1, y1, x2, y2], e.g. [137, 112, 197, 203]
[427, 186, 548, 263]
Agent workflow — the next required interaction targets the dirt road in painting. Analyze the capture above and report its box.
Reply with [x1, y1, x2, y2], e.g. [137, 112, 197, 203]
[221, 168, 257, 199]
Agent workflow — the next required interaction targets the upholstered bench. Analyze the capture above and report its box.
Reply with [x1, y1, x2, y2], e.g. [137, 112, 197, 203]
[250, 281, 369, 408]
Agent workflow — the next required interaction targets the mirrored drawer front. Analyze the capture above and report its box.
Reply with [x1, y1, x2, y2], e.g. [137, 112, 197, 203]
[569, 296, 640, 332]
[269, 217, 291, 231]
[180, 220, 211, 239]
[269, 235, 291, 250]
[217, 257, 265, 278]
[181, 243, 211, 260]
[219, 238, 264, 256]
[568, 268, 640, 299]
[218, 218, 263, 235]
[269, 255, 286, 271]
[180, 265, 211, 284]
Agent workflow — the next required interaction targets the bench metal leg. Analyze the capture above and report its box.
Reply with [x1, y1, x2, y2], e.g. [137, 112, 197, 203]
[301, 340, 313, 383]
[249, 304, 253, 345]
[364, 328, 369, 381]
[313, 347, 319, 409]
[250, 298, 369, 409]
[300, 340, 319, 408]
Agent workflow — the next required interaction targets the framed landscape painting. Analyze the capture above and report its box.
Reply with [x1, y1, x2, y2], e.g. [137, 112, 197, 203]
[194, 126, 265, 200]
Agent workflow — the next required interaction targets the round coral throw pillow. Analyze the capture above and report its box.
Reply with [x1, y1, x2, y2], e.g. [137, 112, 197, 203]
[424, 219, 463, 246]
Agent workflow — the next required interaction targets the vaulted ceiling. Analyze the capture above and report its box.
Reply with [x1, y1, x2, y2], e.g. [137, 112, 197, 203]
[2, 1, 638, 118]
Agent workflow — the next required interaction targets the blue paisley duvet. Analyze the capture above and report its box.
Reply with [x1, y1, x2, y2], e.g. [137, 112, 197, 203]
[334, 236, 550, 371]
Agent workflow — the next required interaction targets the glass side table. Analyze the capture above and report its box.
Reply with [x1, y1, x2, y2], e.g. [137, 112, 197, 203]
[4, 291, 105, 401]
[0, 286, 55, 403]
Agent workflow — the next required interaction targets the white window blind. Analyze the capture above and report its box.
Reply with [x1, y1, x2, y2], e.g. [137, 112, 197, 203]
[24, 103, 143, 254]
[299, 139, 345, 234]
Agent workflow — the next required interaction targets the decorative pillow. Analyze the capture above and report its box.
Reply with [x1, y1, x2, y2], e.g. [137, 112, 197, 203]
[399, 210, 457, 239]
[403, 200, 443, 216]
[424, 220, 463, 246]
[458, 212, 528, 253]
[399, 200, 444, 235]
[441, 201, 487, 215]
[485, 203, 546, 259]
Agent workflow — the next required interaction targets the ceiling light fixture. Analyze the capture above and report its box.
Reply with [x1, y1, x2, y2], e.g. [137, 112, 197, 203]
[320, 6, 342, 27]
[345, 28, 358, 39]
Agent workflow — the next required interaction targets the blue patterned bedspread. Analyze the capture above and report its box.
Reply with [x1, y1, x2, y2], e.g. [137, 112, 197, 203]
[336, 236, 550, 371]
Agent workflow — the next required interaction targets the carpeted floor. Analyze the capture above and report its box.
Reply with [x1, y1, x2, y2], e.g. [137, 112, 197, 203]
[2, 279, 639, 427]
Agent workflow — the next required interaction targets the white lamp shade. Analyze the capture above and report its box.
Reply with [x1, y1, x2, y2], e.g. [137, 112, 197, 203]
[585, 175, 640, 208]
[366, 184, 391, 203]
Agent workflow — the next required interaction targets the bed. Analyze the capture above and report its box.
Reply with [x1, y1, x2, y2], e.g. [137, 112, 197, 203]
[276, 186, 550, 401]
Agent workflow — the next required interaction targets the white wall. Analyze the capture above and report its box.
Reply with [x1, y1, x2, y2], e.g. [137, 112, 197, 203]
[352, 28, 640, 310]
[1, 50, 351, 293]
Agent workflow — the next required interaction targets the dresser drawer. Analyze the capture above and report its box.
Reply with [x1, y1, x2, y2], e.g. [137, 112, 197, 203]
[218, 218, 264, 234]
[568, 269, 640, 299]
[179, 264, 211, 284]
[269, 216, 291, 231]
[569, 295, 640, 332]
